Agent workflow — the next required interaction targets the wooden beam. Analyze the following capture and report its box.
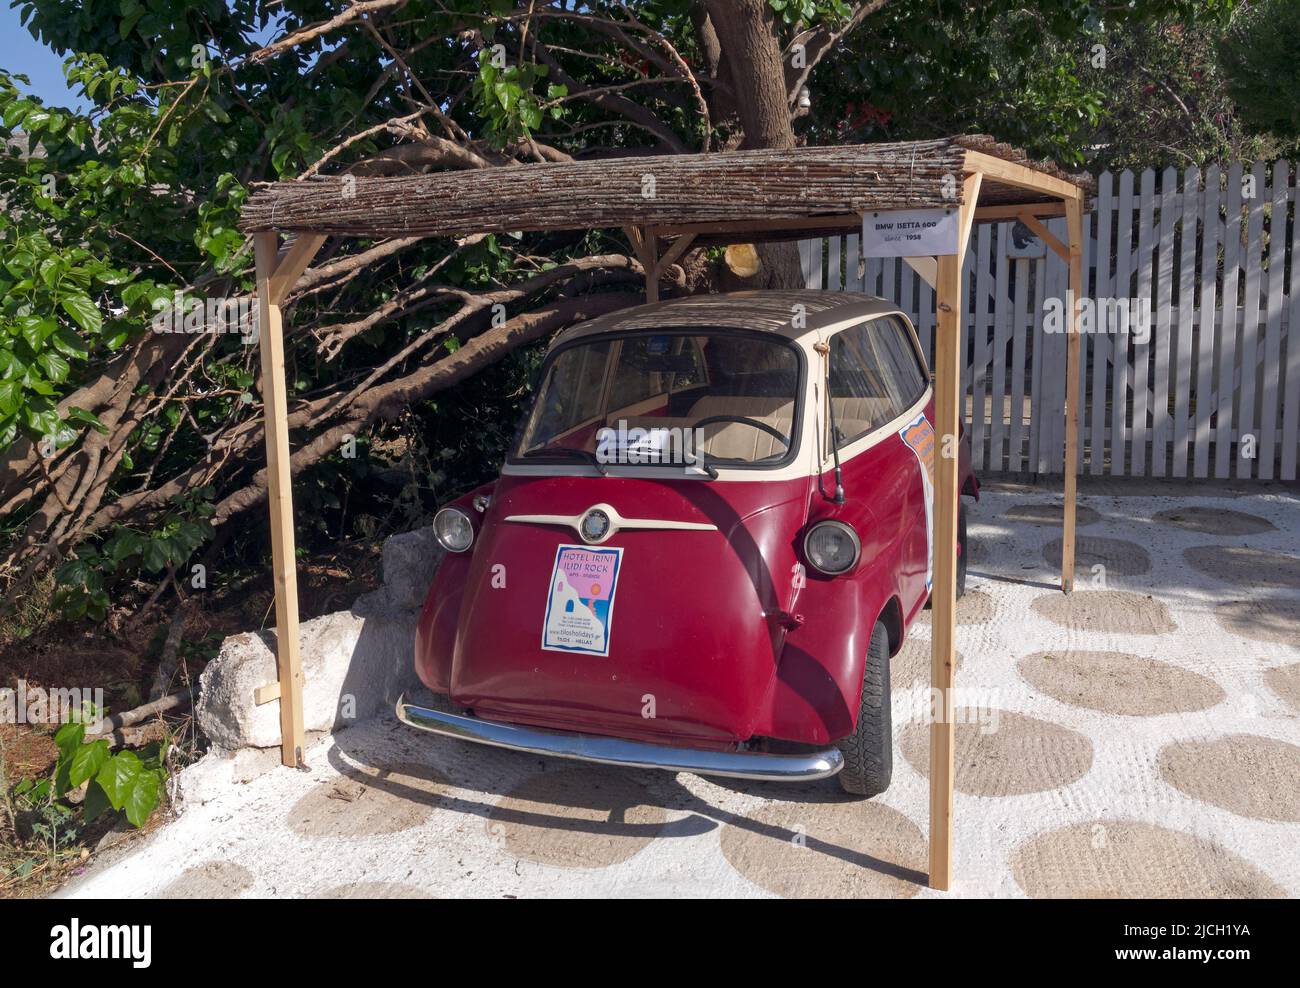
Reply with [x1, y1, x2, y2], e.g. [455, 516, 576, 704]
[656, 231, 698, 272]
[973, 202, 1067, 221]
[253, 232, 307, 769]
[1062, 197, 1085, 592]
[964, 149, 1083, 203]
[903, 256, 937, 289]
[1018, 214, 1070, 262]
[655, 214, 862, 239]
[928, 199, 970, 892]
[957, 173, 983, 258]
[268, 233, 327, 306]
[254, 682, 281, 705]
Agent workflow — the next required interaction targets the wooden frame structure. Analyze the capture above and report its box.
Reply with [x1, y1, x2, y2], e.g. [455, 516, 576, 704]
[239, 135, 1090, 891]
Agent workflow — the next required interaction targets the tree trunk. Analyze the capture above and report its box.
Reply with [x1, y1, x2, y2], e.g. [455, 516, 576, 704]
[702, 0, 805, 289]
[704, 0, 796, 151]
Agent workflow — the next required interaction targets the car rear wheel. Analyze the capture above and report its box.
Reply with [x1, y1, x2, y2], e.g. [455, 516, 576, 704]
[835, 621, 892, 798]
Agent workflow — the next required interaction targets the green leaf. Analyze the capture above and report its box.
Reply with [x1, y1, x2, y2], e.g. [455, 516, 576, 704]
[60, 293, 102, 334]
[3, 100, 30, 129]
[141, 538, 168, 572]
[494, 81, 518, 112]
[119, 9, 144, 38]
[51, 328, 90, 359]
[54, 721, 85, 759]
[38, 256, 63, 287]
[69, 738, 110, 788]
[93, 267, 130, 286]
[37, 351, 70, 383]
[56, 557, 91, 586]
[519, 102, 542, 130]
[123, 769, 162, 827]
[0, 380, 21, 416]
[64, 406, 107, 434]
[83, 779, 112, 823]
[106, 529, 144, 562]
[24, 406, 61, 437]
[96, 750, 142, 811]
[18, 316, 56, 350]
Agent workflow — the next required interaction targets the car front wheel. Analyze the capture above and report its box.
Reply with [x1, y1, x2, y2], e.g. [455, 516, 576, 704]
[835, 620, 892, 798]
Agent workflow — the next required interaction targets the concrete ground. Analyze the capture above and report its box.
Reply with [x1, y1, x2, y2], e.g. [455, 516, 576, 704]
[62, 486, 1300, 899]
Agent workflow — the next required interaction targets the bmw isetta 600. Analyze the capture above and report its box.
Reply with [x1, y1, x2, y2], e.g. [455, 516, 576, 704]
[397, 289, 976, 797]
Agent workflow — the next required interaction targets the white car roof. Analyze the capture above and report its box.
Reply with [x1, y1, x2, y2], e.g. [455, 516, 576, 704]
[552, 290, 904, 347]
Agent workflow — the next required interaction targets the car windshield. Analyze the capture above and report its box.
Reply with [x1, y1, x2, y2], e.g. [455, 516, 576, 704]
[514, 330, 802, 468]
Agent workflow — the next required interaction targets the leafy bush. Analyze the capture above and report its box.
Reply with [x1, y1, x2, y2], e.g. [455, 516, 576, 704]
[50, 718, 168, 828]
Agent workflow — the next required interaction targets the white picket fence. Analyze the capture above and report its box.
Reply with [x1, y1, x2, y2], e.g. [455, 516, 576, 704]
[800, 161, 1300, 480]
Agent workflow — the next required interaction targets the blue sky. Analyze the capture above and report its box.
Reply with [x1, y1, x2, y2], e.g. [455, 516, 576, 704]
[0, 2, 89, 110]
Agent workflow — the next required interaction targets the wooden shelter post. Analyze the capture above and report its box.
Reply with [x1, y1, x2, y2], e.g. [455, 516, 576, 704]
[1062, 197, 1086, 592]
[252, 232, 324, 768]
[627, 227, 660, 302]
[928, 173, 981, 891]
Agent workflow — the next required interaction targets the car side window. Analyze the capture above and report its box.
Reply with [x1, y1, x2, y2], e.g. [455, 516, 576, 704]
[527, 341, 612, 445]
[827, 316, 927, 448]
[874, 315, 927, 406]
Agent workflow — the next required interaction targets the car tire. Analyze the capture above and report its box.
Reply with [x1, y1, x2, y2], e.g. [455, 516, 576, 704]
[956, 503, 968, 600]
[835, 620, 893, 798]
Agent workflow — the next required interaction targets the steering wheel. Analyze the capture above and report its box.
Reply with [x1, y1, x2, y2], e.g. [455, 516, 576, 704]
[693, 414, 791, 457]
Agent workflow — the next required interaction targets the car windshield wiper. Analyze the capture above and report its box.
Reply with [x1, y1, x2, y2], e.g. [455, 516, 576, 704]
[520, 446, 607, 474]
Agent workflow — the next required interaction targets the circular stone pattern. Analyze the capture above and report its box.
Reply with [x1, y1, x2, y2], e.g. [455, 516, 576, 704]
[1153, 506, 1276, 536]
[1265, 663, 1300, 714]
[1184, 546, 1300, 591]
[1158, 734, 1300, 823]
[719, 799, 926, 898]
[486, 768, 668, 869]
[1017, 650, 1224, 716]
[155, 861, 254, 899]
[1043, 535, 1152, 576]
[1011, 821, 1282, 898]
[1031, 590, 1177, 635]
[913, 588, 996, 627]
[1214, 598, 1300, 645]
[287, 762, 451, 838]
[1005, 502, 1102, 527]
[899, 709, 1093, 797]
[892, 637, 964, 689]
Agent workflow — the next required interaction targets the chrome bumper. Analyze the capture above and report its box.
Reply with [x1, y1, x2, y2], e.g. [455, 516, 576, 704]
[395, 697, 843, 782]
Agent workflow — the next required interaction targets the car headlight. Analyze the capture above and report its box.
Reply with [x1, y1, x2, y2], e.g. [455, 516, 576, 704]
[804, 520, 860, 575]
[433, 506, 475, 553]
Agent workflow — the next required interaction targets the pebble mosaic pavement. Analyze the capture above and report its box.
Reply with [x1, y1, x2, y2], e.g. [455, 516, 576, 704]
[63, 490, 1300, 899]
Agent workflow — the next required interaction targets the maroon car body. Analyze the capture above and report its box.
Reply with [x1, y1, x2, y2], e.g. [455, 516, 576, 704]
[401, 290, 976, 792]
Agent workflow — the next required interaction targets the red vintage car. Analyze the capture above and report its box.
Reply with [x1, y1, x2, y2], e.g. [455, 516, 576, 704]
[398, 290, 977, 796]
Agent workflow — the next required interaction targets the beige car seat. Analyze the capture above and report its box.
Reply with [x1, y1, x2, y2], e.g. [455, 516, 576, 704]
[686, 396, 793, 460]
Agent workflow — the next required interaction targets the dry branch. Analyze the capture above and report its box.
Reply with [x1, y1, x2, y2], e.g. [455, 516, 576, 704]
[87, 690, 191, 739]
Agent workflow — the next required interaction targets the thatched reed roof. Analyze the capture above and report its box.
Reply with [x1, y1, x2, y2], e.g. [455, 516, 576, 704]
[240, 135, 1090, 242]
